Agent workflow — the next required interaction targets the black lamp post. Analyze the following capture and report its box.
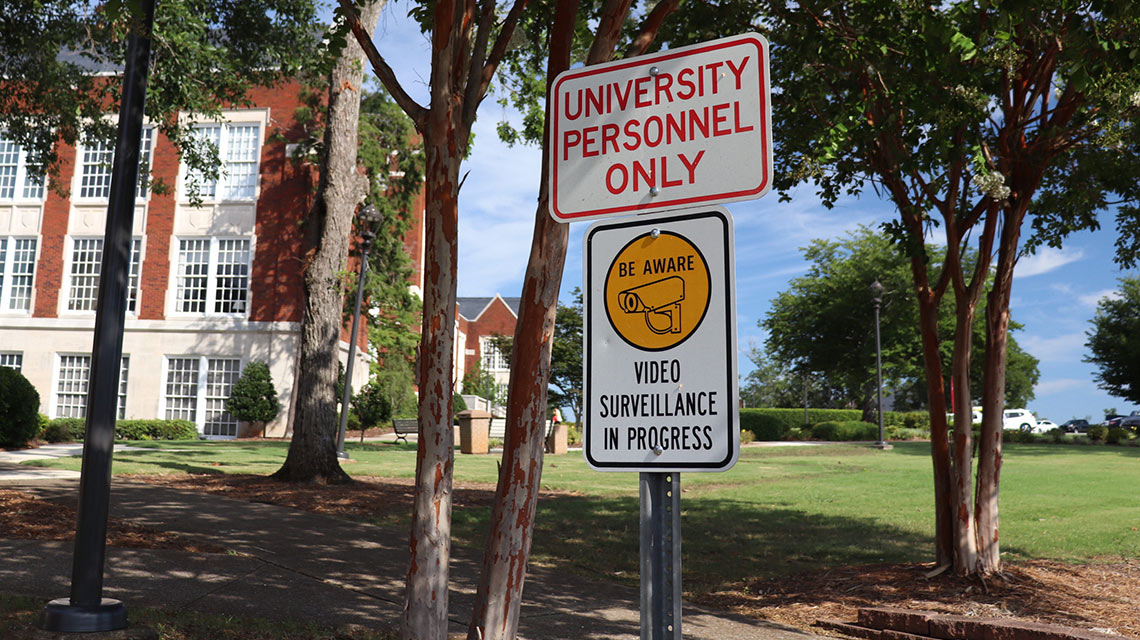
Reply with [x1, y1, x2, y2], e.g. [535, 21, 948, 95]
[869, 280, 892, 450]
[336, 204, 381, 459]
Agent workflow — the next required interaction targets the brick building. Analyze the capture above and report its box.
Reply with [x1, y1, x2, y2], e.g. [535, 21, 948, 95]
[455, 295, 521, 404]
[0, 80, 428, 438]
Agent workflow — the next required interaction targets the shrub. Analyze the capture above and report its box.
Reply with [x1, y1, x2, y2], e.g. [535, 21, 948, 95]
[1046, 427, 1067, 444]
[740, 408, 862, 441]
[226, 362, 281, 425]
[1087, 425, 1109, 442]
[39, 421, 75, 443]
[1003, 429, 1037, 444]
[0, 368, 41, 448]
[811, 420, 878, 441]
[1106, 427, 1130, 445]
[45, 418, 87, 441]
[566, 424, 582, 446]
[452, 393, 468, 423]
[884, 411, 931, 431]
[739, 428, 755, 444]
[116, 419, 198, 441]
[351, 381, 392, 429]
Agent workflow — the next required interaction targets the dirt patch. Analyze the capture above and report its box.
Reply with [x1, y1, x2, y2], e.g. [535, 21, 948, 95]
[694, 560, 1140, 638]
[0, 489, 227, 554]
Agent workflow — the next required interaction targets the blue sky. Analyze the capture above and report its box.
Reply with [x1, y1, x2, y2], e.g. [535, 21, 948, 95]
[366, 5, 1138, 425]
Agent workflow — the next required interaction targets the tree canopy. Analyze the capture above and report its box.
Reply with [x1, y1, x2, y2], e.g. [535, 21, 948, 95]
[1, 0, 323, 196]
[1085, 276, 1140, 405]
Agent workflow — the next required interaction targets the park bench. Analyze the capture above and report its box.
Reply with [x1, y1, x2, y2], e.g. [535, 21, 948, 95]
[392, 418, 418, 443]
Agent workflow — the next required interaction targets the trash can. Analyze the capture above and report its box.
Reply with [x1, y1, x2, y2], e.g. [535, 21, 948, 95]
[457, 409, 491, 454]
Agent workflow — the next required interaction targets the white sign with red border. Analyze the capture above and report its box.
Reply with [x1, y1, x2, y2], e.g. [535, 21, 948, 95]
[549, 33, 772, 223]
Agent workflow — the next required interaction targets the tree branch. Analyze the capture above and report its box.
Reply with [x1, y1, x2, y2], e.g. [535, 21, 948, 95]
[586, 0, 635, 65]
[461, 0, 497, 126]
[337, 0, 428, 129]
[463, 0, 529, 128]
[624, 0, 683, 58]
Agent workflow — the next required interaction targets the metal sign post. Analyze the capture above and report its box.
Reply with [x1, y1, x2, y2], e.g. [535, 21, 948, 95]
[640, 472, 682, 640]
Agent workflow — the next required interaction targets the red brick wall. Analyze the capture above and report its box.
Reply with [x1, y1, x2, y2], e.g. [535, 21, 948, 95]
[138, 129, 178, 320]
[463, 297, 518, 373]
[247, 80, 310, 324]
[32, 141, 76, 318]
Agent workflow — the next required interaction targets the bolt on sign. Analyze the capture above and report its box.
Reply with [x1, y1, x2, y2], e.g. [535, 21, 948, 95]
[549, 33, 772, 222]
[584, 208, 739, 472]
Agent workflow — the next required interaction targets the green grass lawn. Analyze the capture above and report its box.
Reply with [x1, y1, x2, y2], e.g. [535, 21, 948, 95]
[24, 440, 1140, 594]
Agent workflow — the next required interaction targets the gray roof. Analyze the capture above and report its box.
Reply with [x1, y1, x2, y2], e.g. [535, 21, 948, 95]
[457, 296, 521, 321]
[57, 48, 121, 74]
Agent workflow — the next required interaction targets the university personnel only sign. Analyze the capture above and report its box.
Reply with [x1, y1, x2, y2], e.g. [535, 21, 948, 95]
[583, 208, 739, 472]
[549, 33, 772, 222]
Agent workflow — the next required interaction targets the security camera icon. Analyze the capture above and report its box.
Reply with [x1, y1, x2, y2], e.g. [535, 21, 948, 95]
[617, 276, 685, 335]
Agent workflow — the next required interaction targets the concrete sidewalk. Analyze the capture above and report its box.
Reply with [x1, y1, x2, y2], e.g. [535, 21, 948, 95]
[0, 469, 816, 639]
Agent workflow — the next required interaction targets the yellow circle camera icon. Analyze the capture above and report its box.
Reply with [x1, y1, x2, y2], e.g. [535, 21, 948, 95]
[603, 230, 711, 351]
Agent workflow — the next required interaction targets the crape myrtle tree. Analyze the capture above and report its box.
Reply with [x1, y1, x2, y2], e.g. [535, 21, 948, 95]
[465, 1, 681, 637]
[0, 0, 321, 200]
[339, 0, 680, 635]
[663, 0, 1140, 575]
[764, 227, 1039, 415]
[335, 0, 528, 635]
[1085, 276, 1140, 405]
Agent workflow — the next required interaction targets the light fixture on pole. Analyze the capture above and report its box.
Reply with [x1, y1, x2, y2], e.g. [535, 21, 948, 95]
[869, 279, 892, 450]
[337, 204, 381, 460]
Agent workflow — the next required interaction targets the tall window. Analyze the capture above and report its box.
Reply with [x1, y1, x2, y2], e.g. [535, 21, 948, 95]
[66, 237, 142, 312]
[0, 135, 44, 200]
[480, 337, 509, 371]
[55, 354, 129, 419]
[78, 128, 154, 200]
[0, 237, 37, 312]
[164, 356, 241, 437]
[174, 237, 250, 315]
[0, 352, 21, 371]
[184, 123, 260, 201]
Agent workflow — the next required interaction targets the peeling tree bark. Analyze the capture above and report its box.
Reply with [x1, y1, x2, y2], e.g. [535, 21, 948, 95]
[272, 2, 383, 485]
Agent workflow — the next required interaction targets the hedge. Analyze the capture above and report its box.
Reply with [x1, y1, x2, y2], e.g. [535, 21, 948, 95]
[811, 421, 879, 441]
[43, 418, 199, 441]
[740, 408, 862, 441]
[740, 408, 934, 441]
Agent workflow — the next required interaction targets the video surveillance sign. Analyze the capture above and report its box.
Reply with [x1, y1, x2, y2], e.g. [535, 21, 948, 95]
[584, 208, 739, 472]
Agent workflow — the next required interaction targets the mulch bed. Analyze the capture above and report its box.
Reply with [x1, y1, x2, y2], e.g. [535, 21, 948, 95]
[4, 472, 1137, 638]
[0, 489, 227, 554]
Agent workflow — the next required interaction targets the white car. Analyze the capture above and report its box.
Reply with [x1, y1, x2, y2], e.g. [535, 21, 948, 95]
[1002, 409, 1041, 433]
[1037, 419, 1058, 432]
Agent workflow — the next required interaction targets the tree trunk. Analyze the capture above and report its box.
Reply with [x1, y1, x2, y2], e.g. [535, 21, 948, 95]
[916, 294, 953, 567]
[948, 296, 978, 574]
[273, 2, 382, 484]
[401, 125, 462, 640]
[466, 5, 576, 636]
[975, 211, 1022, 574]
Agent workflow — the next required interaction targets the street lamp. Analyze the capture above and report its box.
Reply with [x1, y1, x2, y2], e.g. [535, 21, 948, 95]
[869, 279, 892, 450]
[337, 204, 381, 460]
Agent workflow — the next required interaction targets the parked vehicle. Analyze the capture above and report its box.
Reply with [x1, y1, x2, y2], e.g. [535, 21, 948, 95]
[1002, 409, 1041, 433]
[1037, 419, 1058, 431]
[1104, 414, 1124, 428]
[1060, 419, 1090, 433]
[1120, 412, 1140, 432]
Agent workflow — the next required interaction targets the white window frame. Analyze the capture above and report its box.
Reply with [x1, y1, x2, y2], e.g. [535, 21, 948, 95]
[0, 352, 22, 371]
[63, 236, 143, 314]
[161, 355, 243, 438]
[51, 353, 129, 420]
[181, 122, 262, 203]
[479, 336, 510, 372]
[172, 236, 251, 317]
[75, 128, 154, 202]
[0, 135, 45, 202]
[0, 236, 39, 313]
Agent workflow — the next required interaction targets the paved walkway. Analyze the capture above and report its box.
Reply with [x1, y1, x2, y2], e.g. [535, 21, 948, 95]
[0, 448, 817, 639]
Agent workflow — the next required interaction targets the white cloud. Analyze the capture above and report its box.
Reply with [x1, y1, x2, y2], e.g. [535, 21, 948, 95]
[1033, 378, 1089, 395]
[1078, 289, 1122, 309]
[1021, 332, 1087, 362]
[1015, 247, 1085, 278]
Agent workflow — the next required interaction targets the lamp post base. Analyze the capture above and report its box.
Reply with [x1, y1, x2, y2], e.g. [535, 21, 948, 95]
[41, 598, 127, 633]
[336, 451, 351, 460]
[873, 441, 894, 450]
